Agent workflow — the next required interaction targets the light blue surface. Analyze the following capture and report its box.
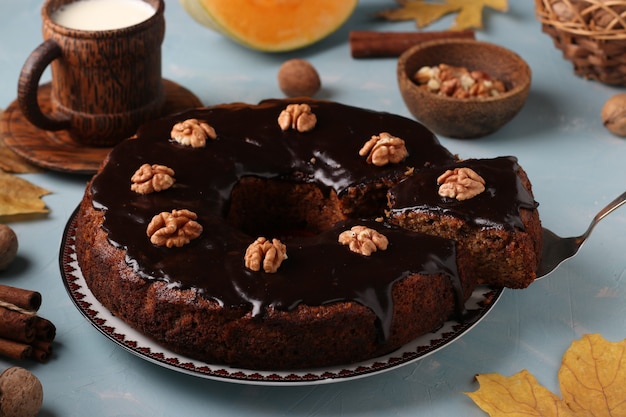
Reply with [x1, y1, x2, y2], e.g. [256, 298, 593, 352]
[1, 1, 626, 416]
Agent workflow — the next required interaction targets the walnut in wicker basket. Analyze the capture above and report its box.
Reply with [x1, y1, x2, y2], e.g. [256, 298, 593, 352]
[535, 0, 626, 85]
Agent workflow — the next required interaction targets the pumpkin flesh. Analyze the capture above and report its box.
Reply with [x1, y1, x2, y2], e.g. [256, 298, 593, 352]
[196, 0, 357, 51]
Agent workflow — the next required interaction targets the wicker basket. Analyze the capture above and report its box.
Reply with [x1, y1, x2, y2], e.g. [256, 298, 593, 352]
[535, 0, 626, 85]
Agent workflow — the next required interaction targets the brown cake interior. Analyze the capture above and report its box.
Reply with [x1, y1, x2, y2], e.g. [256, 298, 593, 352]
[227, 177, 347, 236]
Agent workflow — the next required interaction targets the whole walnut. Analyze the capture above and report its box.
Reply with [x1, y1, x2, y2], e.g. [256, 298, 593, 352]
[551, 0, 587, 22]
[551, 1, 576, 21]
[601, 93, 626, 137]
[0, 225, 18, 271]
[0, 367, 43, 417]
[277, 59, 321, 97]
[591, 5, 626, 29]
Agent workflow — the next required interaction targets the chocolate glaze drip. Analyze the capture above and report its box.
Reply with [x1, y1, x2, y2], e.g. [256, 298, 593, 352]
[90, 99, 469, 342]
[388, 157, 539, 231]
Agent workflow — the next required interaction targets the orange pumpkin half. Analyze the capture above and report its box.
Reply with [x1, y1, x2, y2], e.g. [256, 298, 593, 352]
[179, 0, 358, 52]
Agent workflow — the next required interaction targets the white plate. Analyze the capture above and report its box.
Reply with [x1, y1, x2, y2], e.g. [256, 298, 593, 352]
[60, 209, 504, 385]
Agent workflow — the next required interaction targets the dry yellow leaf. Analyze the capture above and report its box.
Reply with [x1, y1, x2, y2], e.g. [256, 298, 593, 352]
[467, 370, 580, 417]
[0, 171, 51, 217]
[466, 334, 626, 417]
[378, 0, 508, 31]
[0, 139, 42, 174]
[559, 333, 626, 417]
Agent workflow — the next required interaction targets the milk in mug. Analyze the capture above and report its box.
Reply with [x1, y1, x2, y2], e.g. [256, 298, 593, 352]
[51, 0, 156, 31]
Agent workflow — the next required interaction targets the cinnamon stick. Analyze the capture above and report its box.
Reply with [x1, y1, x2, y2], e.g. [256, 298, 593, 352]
[0, 284, 42, 311]
[0, 284, 57, 362]
[31, 340, 52, 363]
[0, 337, 32, 360]
[0, 306, 35, 343]
[349, 30, 476, 58]
[34, 316, 56, 342]
[0, 315, 55, 362]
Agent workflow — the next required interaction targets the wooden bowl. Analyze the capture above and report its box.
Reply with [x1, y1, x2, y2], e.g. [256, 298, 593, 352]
[397, 39, 531, 138]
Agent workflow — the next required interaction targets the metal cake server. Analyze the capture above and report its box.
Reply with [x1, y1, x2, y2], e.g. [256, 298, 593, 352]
[536, 190, 626, 279]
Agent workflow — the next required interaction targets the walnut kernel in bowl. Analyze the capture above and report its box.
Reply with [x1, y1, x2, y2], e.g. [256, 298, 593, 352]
[397, 39, 531, 139]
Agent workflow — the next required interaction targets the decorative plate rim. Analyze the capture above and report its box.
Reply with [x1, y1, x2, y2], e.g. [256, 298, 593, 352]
[59, 208, 504, 386]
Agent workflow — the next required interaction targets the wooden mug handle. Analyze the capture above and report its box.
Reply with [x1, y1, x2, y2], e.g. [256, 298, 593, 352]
[17, 39, 71, 131]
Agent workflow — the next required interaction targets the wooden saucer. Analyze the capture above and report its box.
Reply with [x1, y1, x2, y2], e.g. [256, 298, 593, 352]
[1, 79, 203, 175]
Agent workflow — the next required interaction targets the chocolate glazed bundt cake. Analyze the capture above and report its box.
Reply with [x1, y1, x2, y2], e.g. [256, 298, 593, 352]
[74, 99, 541, 370]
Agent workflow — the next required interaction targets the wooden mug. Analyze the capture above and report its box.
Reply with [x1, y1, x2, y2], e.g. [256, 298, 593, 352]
[18, 0, 166, 147]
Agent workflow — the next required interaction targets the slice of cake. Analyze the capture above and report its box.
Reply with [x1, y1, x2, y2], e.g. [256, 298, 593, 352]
[387, 156, 542, 288]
